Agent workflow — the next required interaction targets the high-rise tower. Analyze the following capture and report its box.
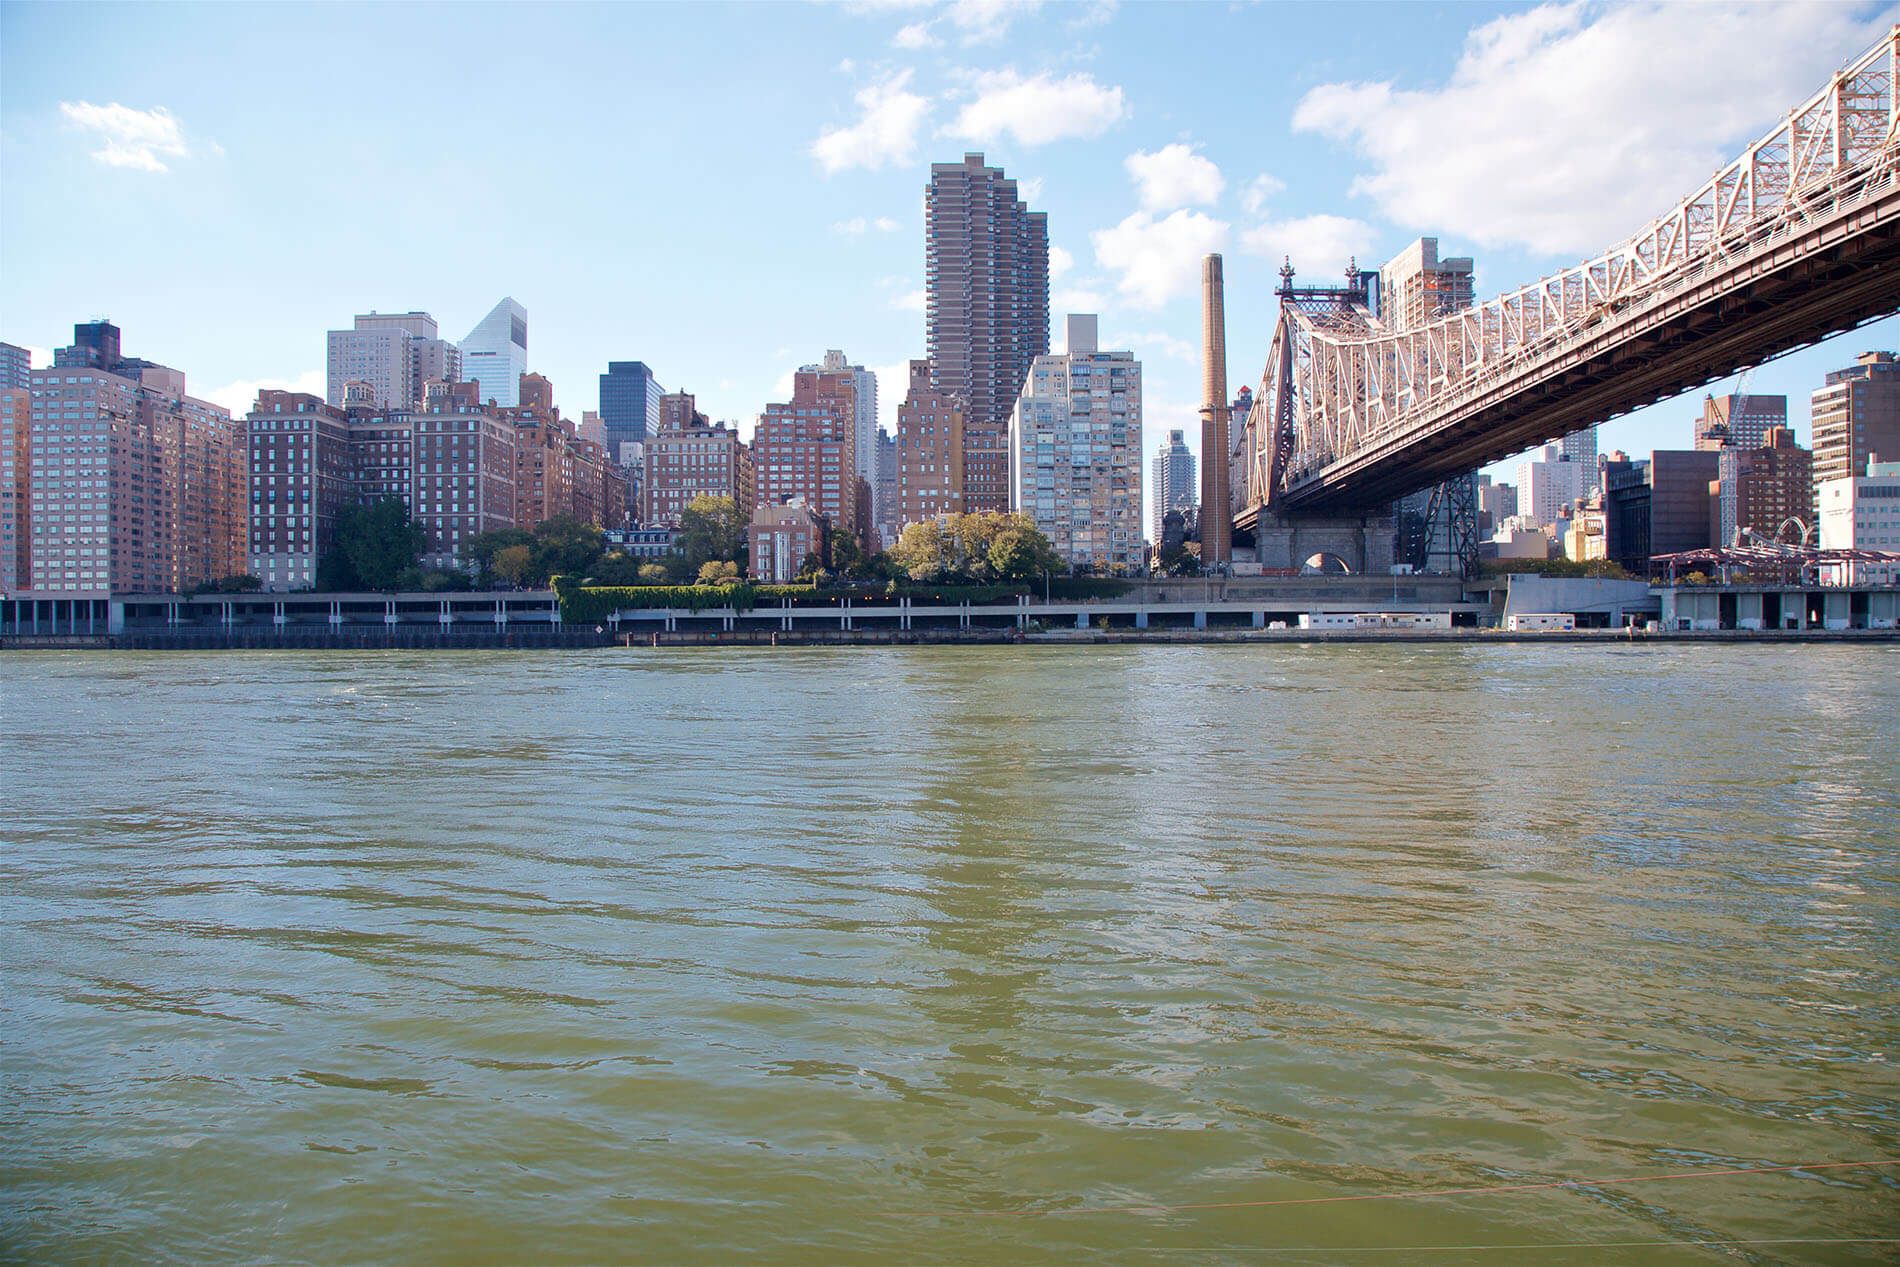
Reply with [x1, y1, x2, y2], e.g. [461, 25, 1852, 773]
[1151, 430, 1197, 543]
[461, 298, 528, 408]
[926, 152, 1049, 513]
[1009, 315, 1143, 572]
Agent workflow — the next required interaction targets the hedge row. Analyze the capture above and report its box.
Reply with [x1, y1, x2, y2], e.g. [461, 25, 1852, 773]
[557, 581, 756, 621]
[554, 575, 1133, 622]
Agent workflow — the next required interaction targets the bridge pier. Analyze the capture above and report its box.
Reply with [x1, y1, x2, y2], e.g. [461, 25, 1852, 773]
[1249, 512, 1396, 575]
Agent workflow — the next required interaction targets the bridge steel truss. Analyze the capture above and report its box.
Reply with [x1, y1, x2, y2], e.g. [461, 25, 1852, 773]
[1239, 26, 1900, 519]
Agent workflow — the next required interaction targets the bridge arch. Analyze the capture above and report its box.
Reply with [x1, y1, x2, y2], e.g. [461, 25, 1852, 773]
[1301, 552, 1353, 575]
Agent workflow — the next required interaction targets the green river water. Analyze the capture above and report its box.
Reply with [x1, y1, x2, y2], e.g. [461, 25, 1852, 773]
[1, 645, 1895, 1264]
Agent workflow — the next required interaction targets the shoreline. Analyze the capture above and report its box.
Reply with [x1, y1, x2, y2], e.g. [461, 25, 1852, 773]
[5, 626, 1896, 651]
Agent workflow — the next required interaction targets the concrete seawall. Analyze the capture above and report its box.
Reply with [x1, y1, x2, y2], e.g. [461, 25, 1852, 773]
[10, 627, 1894, 651]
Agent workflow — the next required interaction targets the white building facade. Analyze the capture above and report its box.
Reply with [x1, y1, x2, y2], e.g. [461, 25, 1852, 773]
[1009, 315, 1143, 572]
[325, 311, 459, 410]
[1817, 459, 1900, 584]
[1515, 443, 1584, 530]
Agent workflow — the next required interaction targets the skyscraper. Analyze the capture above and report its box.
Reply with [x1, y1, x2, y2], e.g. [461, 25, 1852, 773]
[1, 386, 28, 591]
[1695, 393, 1787, 451]
[1710, 426, 1813, 546]
[1514, 442, 1584, 530]
[1559, 425, 1599, 491]
[1150, 429, 1196, 543]
[30, 322, 245, 595]
[800, 351, 878, 525]
[0, 341, 30, 391]
[1381, 238, 1479, 572]
[598, 361, 663, 463]
[643, 392, 754, 528]
[461, 298, 528, 408]
[874, 429, 899, 548]
[325, 311, 459, 409]
[755, 370, 861, 544]
[1811, 351, 1900, 488]
[1378, 238, 1473, 332]
[896, 359, 964, 527]
[926, 152, 1049, 513]
[1009, 315, 1142, 572]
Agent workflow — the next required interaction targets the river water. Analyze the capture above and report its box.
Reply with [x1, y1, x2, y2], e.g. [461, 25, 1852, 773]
[1, 646, 1895, 1264]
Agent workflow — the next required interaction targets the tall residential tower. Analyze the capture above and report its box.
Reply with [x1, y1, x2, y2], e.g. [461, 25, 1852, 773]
[1811, 351, 1900, 488]
[1010, 315, 1143, 572]
[1151, 430, 1196, 543]
[926, 153, 1049, 513]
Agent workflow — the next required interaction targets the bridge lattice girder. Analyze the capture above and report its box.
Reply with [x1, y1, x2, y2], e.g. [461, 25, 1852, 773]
[1238, 25, 1900, 519]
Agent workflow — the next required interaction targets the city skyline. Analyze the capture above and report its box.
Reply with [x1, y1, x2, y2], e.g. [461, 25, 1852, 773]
[5, 0, 1897, 535]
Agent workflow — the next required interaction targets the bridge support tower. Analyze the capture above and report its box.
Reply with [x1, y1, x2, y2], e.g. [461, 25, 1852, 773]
[1250, 512, 1396, 575]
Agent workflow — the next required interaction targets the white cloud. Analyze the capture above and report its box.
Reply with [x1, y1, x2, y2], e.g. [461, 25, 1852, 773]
[1109, 330, 1195, 363]
[946, 0, 1043, 44]
[1238, 214, 1379, 278]
[1091, 208, 1228, 308]
[946, 70, 1127, 147]
[1054, 285, 1108, 313]
[1241, 173, 1285, 216]
[1017, 176, 1045, 204]
[1292, 0, 1884, 255]
[892, 289, 927, 312]
[812, 71, 930, 174]
[1049, 244, 1075, 278]
[25, 345, 53, 369]
[833, 216, 898, 235]
[1125, 143, 1224, 211]
[892, 21, 937, 49]
[59, 101, 194, 173]
[203, 370, 324, 418]
[874, 216, 898, 232]
[872, 360, 913, 434]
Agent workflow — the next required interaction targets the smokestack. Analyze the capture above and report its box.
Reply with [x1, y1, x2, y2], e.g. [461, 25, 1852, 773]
[1200, 254, 1233, 565]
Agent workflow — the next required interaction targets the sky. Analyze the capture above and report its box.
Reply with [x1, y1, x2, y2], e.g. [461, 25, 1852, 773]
[3, 0, 1897, 529]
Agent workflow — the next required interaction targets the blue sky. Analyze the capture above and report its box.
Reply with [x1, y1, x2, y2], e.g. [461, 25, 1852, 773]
[3, 0, 1896, 524]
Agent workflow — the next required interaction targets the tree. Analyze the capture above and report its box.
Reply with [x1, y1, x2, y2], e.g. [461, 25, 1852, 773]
[677, 495, 748, 570]
[492, 544, 534, 587]
[890, 518, 949, 581]
[697, 559, 740, 584]
[588, 551, 644, 586]
[637, 562, 670, 583]
[323, 497, 425, 591]
[530, 516, 606, 582]
[948, 512, 1008, 581]
[463, 527, 534, 581]
[988, 519, 1064, 580]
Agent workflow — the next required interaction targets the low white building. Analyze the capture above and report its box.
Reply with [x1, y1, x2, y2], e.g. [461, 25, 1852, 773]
[1817, 459, 1900, 584]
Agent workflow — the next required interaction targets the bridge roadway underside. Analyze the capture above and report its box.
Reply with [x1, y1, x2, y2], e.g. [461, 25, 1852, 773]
[1283, 185, 1900, 511]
